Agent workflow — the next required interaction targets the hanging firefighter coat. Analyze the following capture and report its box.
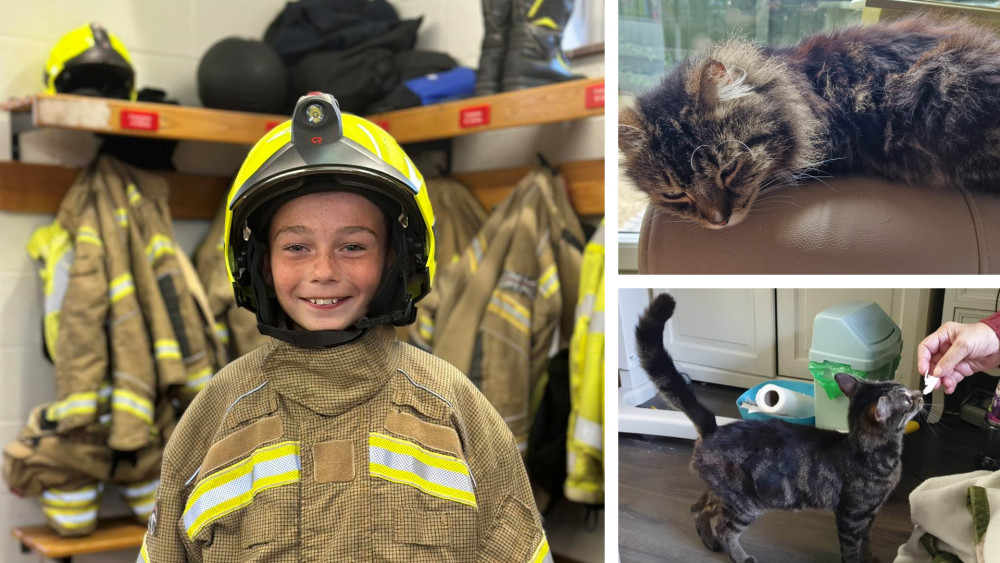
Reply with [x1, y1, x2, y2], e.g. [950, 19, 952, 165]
[138, 326, 552, 563]
[4, 156, 220, 535]
[409, 168, 584, 448]
[193, 203, 266, 363]
[565, 219, 604, 505]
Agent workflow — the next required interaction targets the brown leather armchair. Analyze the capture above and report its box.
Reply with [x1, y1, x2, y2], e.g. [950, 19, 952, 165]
[638, 176, 1000, 274]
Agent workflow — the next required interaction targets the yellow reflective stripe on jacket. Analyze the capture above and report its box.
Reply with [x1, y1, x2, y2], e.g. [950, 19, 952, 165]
[41, 484, 101, 507]
[183, 441, 302, 540]
[487, 292, 531, 336]
[46, 391, 99, 421]
[214, 322, 230, 345]
[368, 432, 477, 508]
[146, 234, 175, 264]
[538, 264, 560, 298]
[119, 478, 158, 517]
[154, 339, 182, 361]
[137, 537, 149, 563]
[108, 273, 136, 304]
[42, 503, 98, 529]
[115, 208, 128, 228]
[417, 315, 434, 341]
[467, 235, 485, 273]
[41, 485, 101, 529]
[185, 366, 214, 393]
[127, 182, 142, 205]
[531, 534, 554, 563]
[112, 388, 154, 425]
[76, 226, 104, 247]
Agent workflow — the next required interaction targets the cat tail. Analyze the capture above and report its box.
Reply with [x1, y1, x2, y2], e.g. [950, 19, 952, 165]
[635, 293, 719, 439]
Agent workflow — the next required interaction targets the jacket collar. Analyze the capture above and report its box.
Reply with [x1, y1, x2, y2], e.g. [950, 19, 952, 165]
[261, 325, 398, 417]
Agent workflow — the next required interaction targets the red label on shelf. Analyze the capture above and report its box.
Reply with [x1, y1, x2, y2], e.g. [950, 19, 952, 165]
[264, 121, 282, 132]
[459, 105, 490, 128]
[374, 120, 390, 132]
[120, 110, 159, 131]
[585, 84, 605, 109]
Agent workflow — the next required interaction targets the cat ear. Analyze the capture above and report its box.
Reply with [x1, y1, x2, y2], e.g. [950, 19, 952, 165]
[619, 107, 648, 153]
[834, 372, 861, 398]
[873, 396, 892, 424]
[688, 59, 729, 110]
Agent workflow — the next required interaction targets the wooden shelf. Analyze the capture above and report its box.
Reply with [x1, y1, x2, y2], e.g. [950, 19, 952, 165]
[5, 78, 605, 146]
[0, 158, 604, 219]
[13, 516, 145, 559]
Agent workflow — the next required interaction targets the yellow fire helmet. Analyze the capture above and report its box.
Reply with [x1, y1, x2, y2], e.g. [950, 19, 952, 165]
[44, 22, 135, 100]
[225, 92, 436, 347]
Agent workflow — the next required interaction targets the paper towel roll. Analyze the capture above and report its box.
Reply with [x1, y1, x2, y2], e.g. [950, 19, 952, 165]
[755, 384, 814, 419]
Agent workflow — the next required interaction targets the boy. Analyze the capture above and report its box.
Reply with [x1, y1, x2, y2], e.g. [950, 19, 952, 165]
[138, 93, 552, 562]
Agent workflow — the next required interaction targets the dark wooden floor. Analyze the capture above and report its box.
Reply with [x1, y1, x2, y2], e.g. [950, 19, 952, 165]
[619, 382, 986, 563]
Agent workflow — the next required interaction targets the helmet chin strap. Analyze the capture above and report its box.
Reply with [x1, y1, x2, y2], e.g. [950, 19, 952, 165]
[257, 322, 365, 348]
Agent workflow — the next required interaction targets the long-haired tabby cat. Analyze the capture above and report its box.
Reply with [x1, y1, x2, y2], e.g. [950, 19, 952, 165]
[635, 293, 923, 563]
[620, 16, 1000, 228]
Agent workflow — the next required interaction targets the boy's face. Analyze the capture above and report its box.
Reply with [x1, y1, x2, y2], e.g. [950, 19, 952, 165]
[264, 191, 388, 331]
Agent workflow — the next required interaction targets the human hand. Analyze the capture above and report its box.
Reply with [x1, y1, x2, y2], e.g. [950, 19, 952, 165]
[917, 321, 1000, 393]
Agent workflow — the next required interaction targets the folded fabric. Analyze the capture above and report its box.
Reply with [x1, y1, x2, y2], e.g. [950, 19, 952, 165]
[895, 470, 1000, 563]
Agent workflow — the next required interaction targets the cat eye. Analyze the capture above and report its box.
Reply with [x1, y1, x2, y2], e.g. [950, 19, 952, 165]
[903, 396, 912, 407]
[662, 191, 688, 201]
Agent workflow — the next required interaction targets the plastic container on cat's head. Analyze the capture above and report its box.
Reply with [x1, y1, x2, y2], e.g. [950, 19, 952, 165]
[736, 380, 816, 426]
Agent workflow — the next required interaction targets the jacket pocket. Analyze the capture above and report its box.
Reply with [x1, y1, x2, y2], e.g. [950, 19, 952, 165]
[185, 441, 302, 561]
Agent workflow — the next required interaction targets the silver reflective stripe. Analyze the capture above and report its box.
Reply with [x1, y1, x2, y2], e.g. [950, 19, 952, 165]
[471, 237, 484, 264]
[368, 433, 476, 507]
[575, 293, 596, 319]
[131, 499, 154, 516]
[46, 249, 74, 315]
[186, 367, 214, 392]
[182, 442, 301, 539]
[121, 479, 159, 499]
[489, 295, 530, 326]
[45, 508, 97, 526]
[573, 416, 603, 451]
[112, 389, 154, 424]
[588, 310, 605, 333]
[49, 393, 98, 420]
[42, 487, 99, 503]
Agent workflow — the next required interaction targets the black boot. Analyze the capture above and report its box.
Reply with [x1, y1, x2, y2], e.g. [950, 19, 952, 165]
[502, 0, 580, 91]
[475, 0, 513, 96]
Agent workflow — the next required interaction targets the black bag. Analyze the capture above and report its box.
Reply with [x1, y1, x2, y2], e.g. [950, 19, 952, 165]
[264, 0, 400, 64]
[288, 19, 422, 113]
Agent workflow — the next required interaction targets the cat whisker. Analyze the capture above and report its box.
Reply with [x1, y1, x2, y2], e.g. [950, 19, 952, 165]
[690, 144, 711, 171]
[717, 139, 755, 160]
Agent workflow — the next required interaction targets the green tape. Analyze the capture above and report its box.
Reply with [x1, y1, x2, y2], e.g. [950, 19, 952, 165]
[808, 361, 870, 399]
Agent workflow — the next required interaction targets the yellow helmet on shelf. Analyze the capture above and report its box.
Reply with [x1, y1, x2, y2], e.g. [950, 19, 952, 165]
[44, 23, 135, 100]
[225, 92, 436, 344]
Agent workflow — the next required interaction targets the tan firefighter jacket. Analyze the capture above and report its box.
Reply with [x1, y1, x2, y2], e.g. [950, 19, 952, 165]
[139, 326, 552, 563]
[4, 156, 220, 535]
[424, 176, 488, 267]
[409, 168, 584, 448]
[193, 203, 266, 363]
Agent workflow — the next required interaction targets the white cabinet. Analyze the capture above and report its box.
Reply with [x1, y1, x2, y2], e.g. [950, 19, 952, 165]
[644, 289, 934, 390]
[655, 288, 777, 388]
[941, 288, 1000, 377]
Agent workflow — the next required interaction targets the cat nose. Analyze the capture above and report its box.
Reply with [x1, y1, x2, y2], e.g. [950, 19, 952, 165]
[709, 212, 728, 226]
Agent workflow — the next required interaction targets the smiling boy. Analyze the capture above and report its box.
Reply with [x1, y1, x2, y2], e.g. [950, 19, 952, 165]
[138, 93, 552, 562]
